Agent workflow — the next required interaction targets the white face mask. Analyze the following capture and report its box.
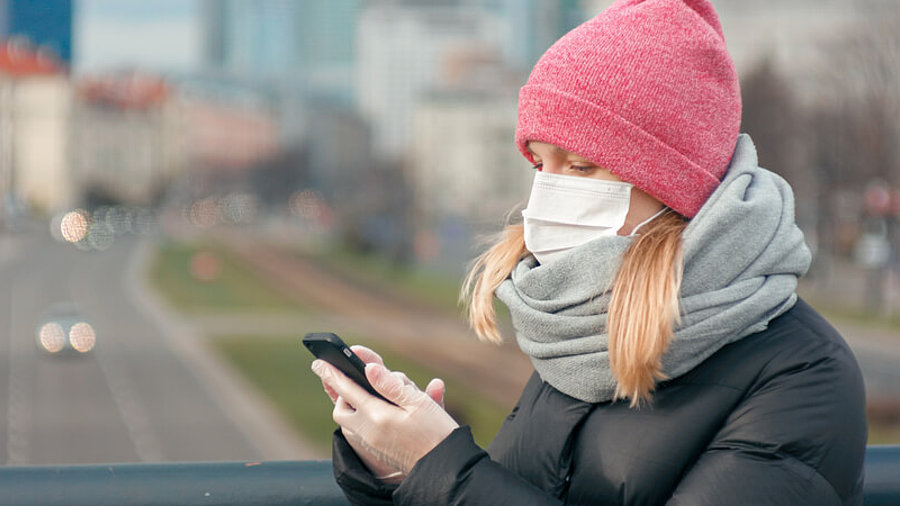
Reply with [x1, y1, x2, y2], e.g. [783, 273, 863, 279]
[522, 171, 633, 265]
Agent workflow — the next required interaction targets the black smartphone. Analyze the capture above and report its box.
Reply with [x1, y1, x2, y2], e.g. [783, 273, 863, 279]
[302, 332, 392, 404]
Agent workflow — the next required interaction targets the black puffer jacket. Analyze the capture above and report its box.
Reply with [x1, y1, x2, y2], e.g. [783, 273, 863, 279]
[332, 299, 867, 505]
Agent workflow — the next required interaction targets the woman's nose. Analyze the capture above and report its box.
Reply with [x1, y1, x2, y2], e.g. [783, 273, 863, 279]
[540, 162, 564, 174]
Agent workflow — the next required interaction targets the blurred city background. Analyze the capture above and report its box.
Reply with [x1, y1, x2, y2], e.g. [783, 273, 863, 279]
[1, 0, 899, 466]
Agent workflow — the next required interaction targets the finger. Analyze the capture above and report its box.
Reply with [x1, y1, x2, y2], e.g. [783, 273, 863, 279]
[322, 381, 339, 404]
[425, 378, 445, 408]
[366, 362, 419, 406]
[391, 370, 415, 387]
[334, 395, 356, 417]
[312, 359, 379, 410]
[350, 345, 385, 366]
[311, 360, 339, 402]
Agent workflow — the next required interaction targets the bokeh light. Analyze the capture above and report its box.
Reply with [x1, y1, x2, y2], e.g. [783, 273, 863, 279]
[289, 190, 325, 220]
[59, 210, 90, 243]
[190, 198, 221, 229]
[39, 323, 67, 353]
[220, 193, 259, 224]
[69, 322, 96, 353]
[190, 251, 221, 282]
[87, 222, 115, 251]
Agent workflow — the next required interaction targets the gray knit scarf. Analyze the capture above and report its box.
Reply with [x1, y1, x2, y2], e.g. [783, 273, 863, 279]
[496, 135, 812, 403]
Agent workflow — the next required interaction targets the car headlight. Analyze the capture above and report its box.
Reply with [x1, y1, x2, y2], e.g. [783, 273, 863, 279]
[69, 322, 96, 353]
[39, 323, 67, 353]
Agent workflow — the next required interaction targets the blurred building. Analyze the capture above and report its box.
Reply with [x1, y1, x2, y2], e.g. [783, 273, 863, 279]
[180, 90, 280, 197]
[73, 70, 282, 210]
[303, 104, 408, 252]
[304, 106, 371, 202]
[482, 0, 584, 71]
[411, 49, 526, 215]
[355, 0, 586, 265]
[201, 0, 359, 105]
[72, 72, 185, 207]
[407, 46, 529, 266]
[714, 0, 859, 89]
[0, 0, 73, 65]
[411, 89, 525, 210]
[584, 0, 864, 92]
[0, 39, 72, 216]
[356, 1, 506, 160]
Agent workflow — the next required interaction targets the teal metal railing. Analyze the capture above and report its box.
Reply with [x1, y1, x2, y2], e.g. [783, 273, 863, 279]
[1, 446, 898, 505]
[0, 460, 347, 506]
[864, 446, 900, 506]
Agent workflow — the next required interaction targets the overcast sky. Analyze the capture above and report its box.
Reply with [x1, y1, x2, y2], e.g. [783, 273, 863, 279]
[74, 0, 201, 74]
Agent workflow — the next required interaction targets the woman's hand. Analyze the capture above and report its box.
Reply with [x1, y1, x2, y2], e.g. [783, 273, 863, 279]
[313, 345, 457, 481]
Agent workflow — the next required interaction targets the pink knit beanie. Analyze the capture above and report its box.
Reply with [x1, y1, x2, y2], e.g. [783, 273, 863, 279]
[515, 0, 741, 218]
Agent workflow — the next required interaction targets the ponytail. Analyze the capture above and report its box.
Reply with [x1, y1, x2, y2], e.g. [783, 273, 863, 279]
[608, 210, 685, 406]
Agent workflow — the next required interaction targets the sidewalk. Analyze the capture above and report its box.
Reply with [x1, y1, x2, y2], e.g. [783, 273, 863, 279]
[800, 257, 900, 318]
[828, 317, 900, 403]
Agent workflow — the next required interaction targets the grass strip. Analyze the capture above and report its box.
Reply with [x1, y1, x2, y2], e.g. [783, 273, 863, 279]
[304, 246, 465, 315]
[150, 240, 302, 313]
[303, 246, 516, 332]
[869, 423, 900, 445]
[211, 334, 510, 455]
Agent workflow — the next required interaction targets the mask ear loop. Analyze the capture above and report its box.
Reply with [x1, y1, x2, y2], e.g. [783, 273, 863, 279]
[629, 207, 669, 236]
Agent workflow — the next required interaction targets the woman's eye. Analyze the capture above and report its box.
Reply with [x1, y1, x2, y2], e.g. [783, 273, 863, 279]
[532, 162, 543, 170]
[570, 165, 595, 173]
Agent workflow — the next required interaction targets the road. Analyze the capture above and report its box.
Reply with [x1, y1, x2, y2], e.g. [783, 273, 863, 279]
[0, 229, 313, 465]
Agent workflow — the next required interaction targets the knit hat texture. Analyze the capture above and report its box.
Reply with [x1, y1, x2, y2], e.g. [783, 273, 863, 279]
[515, 0, 742, 218]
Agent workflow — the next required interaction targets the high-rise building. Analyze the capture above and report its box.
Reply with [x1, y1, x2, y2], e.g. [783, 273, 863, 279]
[485, 0, 585, 71]
[202, 0, 295, 77]
[201, 0, 359, 103]
[0, 0, 73, 65]
[356, 2, 508, 159]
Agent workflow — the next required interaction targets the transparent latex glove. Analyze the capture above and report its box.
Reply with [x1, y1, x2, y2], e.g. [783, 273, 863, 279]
[312, 345, 453, 483]
[312, 345, 458, 480]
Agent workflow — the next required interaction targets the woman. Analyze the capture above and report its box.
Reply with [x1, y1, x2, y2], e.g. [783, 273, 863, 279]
[311, 0, 867, 503]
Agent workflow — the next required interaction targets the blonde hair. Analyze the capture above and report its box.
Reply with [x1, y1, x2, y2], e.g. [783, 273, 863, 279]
[460, 211, 686, 407]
